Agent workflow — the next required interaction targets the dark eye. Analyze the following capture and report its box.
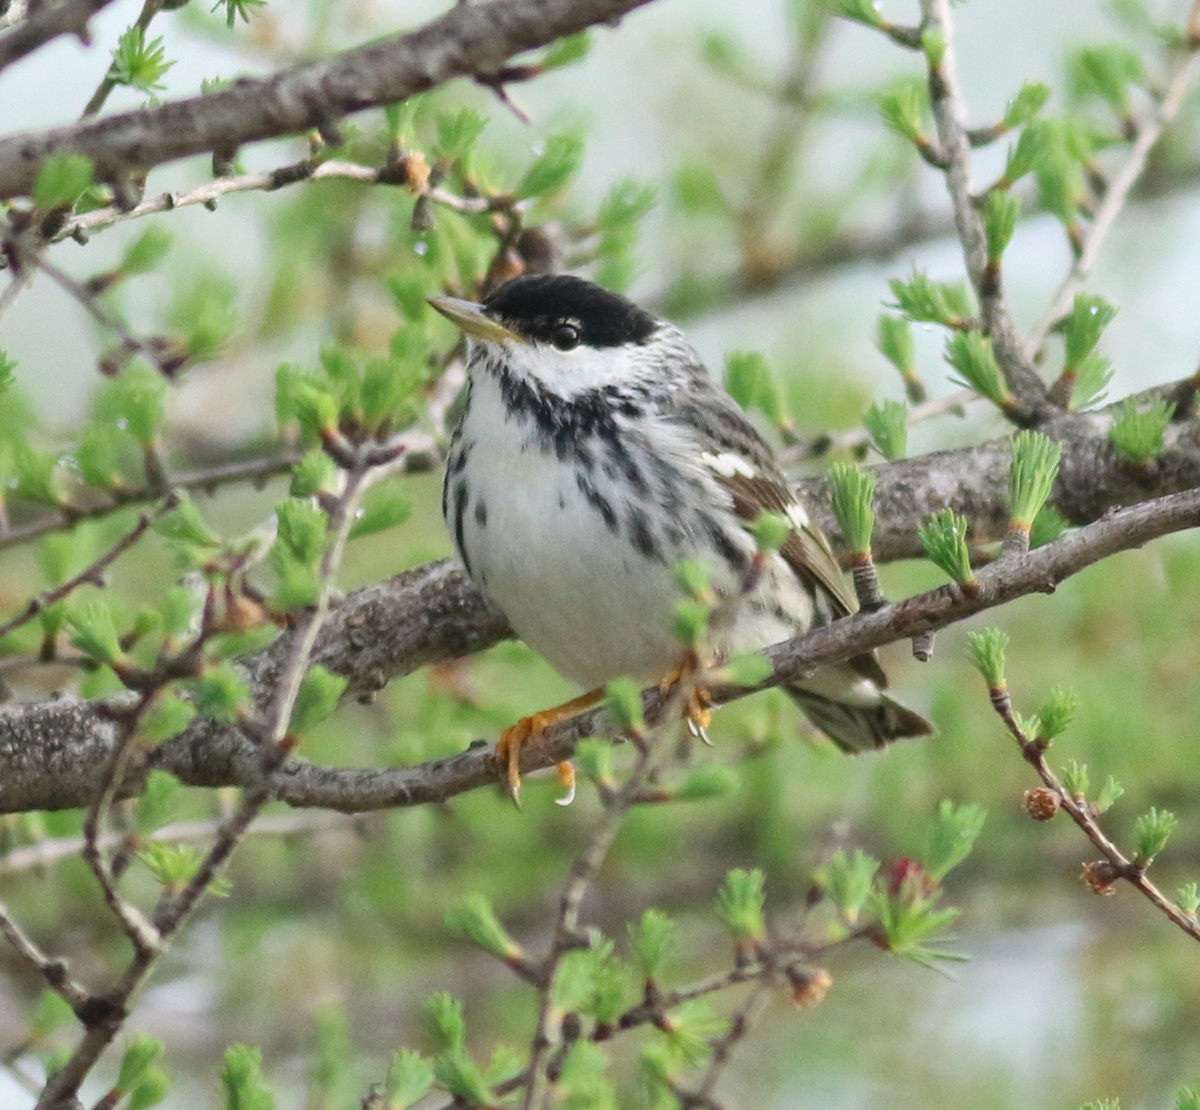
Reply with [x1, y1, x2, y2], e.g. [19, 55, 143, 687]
[550, 322, 580, 351]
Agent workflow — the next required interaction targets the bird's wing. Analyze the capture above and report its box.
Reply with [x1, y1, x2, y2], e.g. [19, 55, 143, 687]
[666, 369, 887, 686]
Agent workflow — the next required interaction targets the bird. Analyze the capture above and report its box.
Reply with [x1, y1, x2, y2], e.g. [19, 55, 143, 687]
[431, 274, 932, 805]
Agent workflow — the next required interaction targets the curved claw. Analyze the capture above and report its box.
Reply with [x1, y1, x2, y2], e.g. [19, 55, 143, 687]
[555, 761, 577, 807]
[494, 689, 601, 810]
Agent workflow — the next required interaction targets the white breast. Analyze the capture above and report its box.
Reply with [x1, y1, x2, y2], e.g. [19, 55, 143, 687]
[448, 374, 690, 687]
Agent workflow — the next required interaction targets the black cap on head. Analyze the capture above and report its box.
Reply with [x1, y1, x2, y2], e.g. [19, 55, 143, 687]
[482, 274, 659, 348]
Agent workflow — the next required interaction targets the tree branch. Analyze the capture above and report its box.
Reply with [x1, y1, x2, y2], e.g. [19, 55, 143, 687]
[0, 0, 659, 200]
[0, 0, 117, 73]
[1, 482, 1196, 816]
[919, 0, 1048, 416]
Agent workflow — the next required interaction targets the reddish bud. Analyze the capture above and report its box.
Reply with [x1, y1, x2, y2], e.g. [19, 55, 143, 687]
[1082, 859, 1122, 896]
[1024, 788, 1060, 822]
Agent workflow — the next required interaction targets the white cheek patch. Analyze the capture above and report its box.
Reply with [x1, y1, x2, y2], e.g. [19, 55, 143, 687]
[701, 451, 758, 479]
[506, 342, 648, 397]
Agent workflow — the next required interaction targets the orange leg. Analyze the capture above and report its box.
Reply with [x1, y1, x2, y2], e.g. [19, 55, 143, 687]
[659, 655, 714, 744]
[496, 688, 602, 808]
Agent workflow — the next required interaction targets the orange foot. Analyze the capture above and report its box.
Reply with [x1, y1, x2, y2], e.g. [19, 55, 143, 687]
[496, 688, 602, 809]
[659, 656, 715, 744]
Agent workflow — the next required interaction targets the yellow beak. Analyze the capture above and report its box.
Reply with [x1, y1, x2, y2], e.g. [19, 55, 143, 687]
[428, 296, 525, 345]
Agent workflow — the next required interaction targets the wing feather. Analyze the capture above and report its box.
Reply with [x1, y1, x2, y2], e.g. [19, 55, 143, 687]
[666, 369, 888, 687]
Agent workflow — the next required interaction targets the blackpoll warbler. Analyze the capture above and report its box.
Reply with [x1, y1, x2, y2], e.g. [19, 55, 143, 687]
[432, 275, 932, 804]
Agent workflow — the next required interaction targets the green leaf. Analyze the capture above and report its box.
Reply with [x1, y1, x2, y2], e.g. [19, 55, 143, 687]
[1009, 430, 1062, 530]
[673, 162, 730, 217]
[1035, 686, 1078, 741]
[672, 597, 711, 649]
[889, 271, 974, 328]
[349, 485, 411, 540]
[924, 800, 987, 880]
[605, 676, 645, 733]
[274, 499, 328, 566]
[127, 1066, 170, 1110]
[724, 350, 786, 424]
[135, 771, 183, 832]
[291, 665, 347, 734]
[445, 894, 524, 961]
[918, 508, 975, 587]
[169, 272, 239, 362]
[187, 661, 250, 721]
[1071, 350, 1114, 410]
[966, 628, 1008, 689]
[1002, 82, 1051, 129]
[220, 1044, 274, 1110]
[434, 108, 487, 162]
[1068, 43, 1145, 114]
[384, 1050, 434, 1108]
[117, 1035, 164, 1092]
[821, 848, 879, 925]
[628, 909, 677, 983]
[750, 511, 790, 554]
[863, 398, 909, 460]
[109, 26, 175, 94]
[876, 315, 914, 373]
[715, 868, 766, 945]
[422, 993, 466, 1053]
[1095, 776, 1124, 815]
[33, 153, 94, 211]
[673, 763, 739, 801]
[944, 331, 1012, 410]
[1063, 293, 1118, 372]
[139, 842, 229, 896]
[982, 190, 1020, 261]
[433, 1049, 492, 1105]
[828, 462, 875, 555]
[517, 133, 585, 199]
[541, 31, 591, 70]
[211, 0, 268, 29]
[1109, 397, 1172, 464]
[722, 651, 772, 687]
[122, 226, 172, 275]
[826, 0, 884, 28]
[1176, 884, 1200, 918]
[67, 602, 126, 668]
[879, 80, 927, 146]
[289, 449, 338, 498]
[155, 494, 221, 549]
[1002, 118, 1058, 186]
[1133, 807, 1177, 864]
[674, 557, 712, 599]
[141, 692, 196, 743]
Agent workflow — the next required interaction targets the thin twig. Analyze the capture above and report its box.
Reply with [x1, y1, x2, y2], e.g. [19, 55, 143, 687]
[0, 810, 365, 875]
[986, 687, 1200, 943]
[33, 451, 390, 1108]
[0, 496, 177, 642]
[919, 0, 1047, 415]
[53, 160, 510, 244]
[0, 897, 93, 1012]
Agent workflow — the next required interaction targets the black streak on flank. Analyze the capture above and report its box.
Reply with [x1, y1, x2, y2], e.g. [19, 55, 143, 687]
[453, 482, 472, 577]
[627, 505, 662, 563]
[575, 471, 619, 534]
[474, 500, 488, 529]
[483, 274, 658, 349]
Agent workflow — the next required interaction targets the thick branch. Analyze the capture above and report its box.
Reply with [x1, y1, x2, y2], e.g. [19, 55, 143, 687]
[1, 483, 1197, 815]
[0, 0, 116, 73]
[0, 0, 658, 200]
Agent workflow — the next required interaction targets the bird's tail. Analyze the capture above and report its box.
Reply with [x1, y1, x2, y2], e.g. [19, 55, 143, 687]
[787, 686, 934, 754]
